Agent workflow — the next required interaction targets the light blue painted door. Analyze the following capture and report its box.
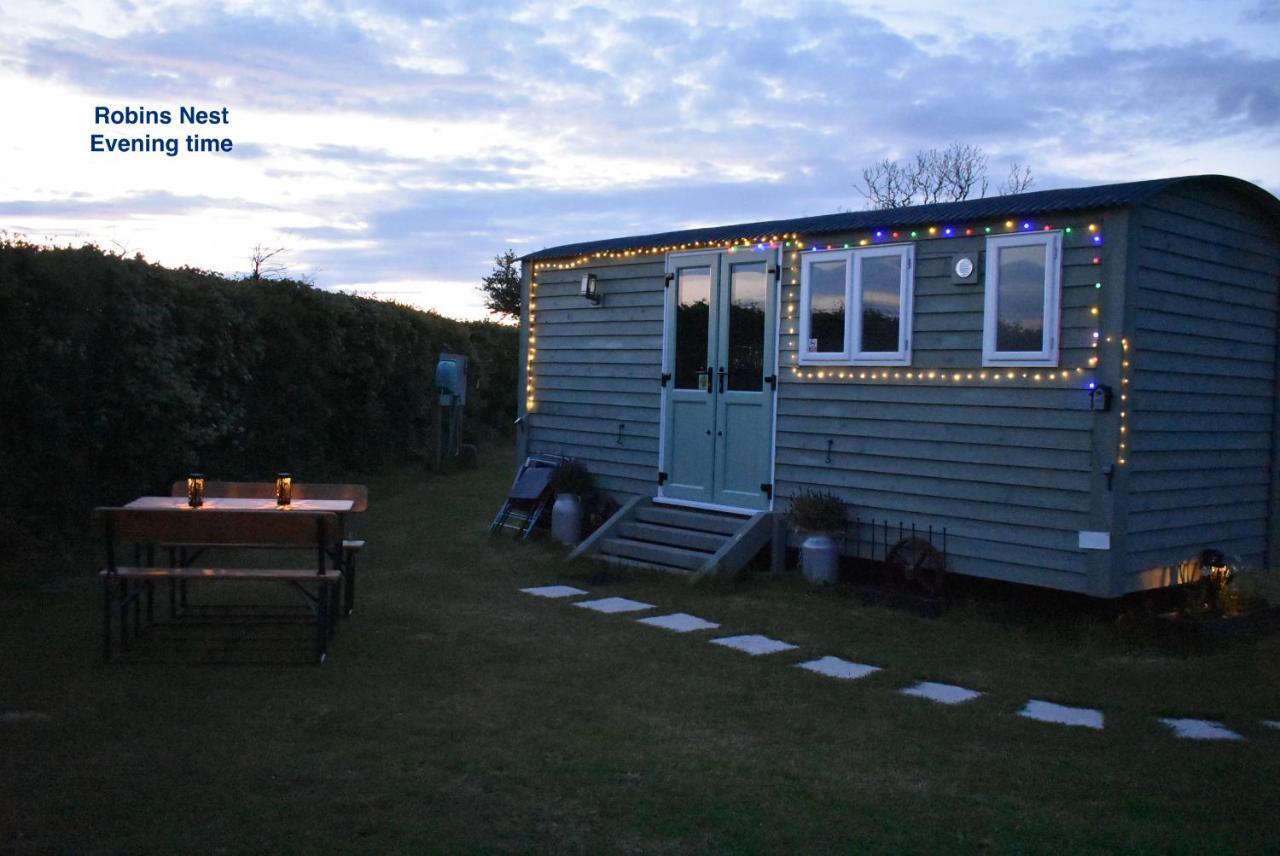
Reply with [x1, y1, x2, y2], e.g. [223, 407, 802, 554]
[661, 252, 776, 510]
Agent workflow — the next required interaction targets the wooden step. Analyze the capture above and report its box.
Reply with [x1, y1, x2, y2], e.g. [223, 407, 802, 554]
[596, 538, 708, 571]
[634, 505, 747, 535]
[617, 522, 728, 553]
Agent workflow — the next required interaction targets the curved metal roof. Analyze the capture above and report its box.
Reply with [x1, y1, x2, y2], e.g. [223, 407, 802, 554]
[522, 174, 1280, 262]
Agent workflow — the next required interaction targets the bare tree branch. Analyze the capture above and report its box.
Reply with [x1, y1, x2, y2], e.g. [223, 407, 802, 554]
[856, 143, 1030, 209]
[998, 162, 1035, 196]
[249, 244, 289, 281]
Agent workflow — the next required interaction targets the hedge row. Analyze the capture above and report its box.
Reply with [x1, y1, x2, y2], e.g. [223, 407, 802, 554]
[0, 240, 517, 548]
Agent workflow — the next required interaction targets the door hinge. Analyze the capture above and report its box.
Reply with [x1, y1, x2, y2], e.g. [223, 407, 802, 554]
[664, 273, 674, 288]
[760, 483, 773, 499]
[660, 372, 671, 386]
[764, 374, 777, 391]
[658, 471, 668, 485]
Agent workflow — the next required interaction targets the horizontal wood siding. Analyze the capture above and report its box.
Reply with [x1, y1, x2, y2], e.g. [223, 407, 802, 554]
[1125, 186, 1280, 585]
[526, 257, 664, 497]
[777, 222, 1107, 592]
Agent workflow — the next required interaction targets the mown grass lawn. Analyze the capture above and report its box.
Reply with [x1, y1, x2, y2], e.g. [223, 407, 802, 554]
[2, 446, 1278, 853]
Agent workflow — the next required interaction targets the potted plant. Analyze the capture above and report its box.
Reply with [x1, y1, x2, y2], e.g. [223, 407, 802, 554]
[549, 459, 594, 546]
[787, 490, 846, 585]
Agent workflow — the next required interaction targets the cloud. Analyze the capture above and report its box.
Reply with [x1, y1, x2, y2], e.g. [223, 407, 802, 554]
[1241, 0, 1280, 23]
[2, 0, 1279, 320]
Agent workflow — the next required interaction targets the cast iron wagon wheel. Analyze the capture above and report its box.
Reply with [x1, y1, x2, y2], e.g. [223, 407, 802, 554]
[885, 537, 946, 597]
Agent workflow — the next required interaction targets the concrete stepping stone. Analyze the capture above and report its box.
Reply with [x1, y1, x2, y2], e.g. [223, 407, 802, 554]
[520, 585, 588, 598]
[572, 597, 655, 614]
[637, 613, 720, 633]
[900, 681, 982, 705]
[710, 634, 798, 656]
[1159, 718, 1244, 741]
[1019, 700, 1104, 730]
[796, 656, 879, 681]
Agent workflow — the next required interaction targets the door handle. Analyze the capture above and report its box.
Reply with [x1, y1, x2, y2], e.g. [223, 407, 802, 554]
[717, 366, 726, 393]
[705, 367, 714, 395]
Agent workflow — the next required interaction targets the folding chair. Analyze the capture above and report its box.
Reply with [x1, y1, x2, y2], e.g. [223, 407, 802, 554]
[490, 455, 563, 539]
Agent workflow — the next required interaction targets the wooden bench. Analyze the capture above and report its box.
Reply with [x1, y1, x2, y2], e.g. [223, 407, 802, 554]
[97, 508, 343, 663]
[169, 481, 367, 615]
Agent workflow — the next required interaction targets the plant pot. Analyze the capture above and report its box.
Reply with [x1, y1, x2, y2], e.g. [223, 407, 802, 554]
[551, 493, 582, 546]
[800, 533, 840, 585]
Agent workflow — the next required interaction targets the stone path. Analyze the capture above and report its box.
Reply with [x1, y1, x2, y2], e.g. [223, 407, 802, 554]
[797, 656, 879, 681]
[710, 634, 798, 656]
[1019, 700, 1104, 730]
[638, 613, 720, 633]
[572, 596, 654, 614]
[1159, 718, 1244, 741]
[900, 681, 982, 705]
[521, 584, 1273, 741]
[520, 585, 588, 599]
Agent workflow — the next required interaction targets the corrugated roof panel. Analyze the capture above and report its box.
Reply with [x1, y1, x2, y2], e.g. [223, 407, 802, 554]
[522, 175, 1280, 262]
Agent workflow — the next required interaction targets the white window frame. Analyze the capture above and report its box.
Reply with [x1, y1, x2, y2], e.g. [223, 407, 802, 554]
[798, 244, 915, 366]
[798, 252, 851, 363]
[982, 232, 1062, 368]
[851, 244, 914, 366]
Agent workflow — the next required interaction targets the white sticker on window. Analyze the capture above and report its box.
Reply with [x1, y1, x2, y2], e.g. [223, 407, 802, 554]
[808, 338, 818, 352]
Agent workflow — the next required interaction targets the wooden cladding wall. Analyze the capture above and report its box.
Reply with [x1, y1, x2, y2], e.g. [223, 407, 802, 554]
[526, 259, 665, 498]
[774, 223, 1108, 592]
[1124, 186, 1280, 585]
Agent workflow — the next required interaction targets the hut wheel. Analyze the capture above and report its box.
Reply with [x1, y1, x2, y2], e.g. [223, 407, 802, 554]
[885, 537, 946, 597]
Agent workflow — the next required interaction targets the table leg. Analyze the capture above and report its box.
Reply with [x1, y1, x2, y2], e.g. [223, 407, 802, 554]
[103, 577, 113, 663]
[119, 581, 129, 652]
[315, 581, 329, 664]
[344, 556, 356, 616]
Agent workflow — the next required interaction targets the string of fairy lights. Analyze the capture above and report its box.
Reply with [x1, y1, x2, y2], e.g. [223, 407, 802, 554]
[525, 217, 1132, 466]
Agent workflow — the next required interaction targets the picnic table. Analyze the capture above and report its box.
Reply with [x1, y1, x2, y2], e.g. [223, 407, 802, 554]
[97, 506, 344, 663]
[97, 483, 369, 664]
[162, 481, 368, 616]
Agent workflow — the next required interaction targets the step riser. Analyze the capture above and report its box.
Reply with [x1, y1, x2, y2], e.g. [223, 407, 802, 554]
[618, 522, 727, 553]
[634, 507, 745, 535]
[598, 538, 705, 571]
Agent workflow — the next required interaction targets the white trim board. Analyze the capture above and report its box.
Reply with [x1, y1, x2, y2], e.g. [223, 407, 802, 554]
[652, 496, 754, 516]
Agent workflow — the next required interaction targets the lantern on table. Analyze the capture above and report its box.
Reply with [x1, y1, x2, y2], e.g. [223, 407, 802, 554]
[187, 473, 205, 508]
[275, 472, 292, 506]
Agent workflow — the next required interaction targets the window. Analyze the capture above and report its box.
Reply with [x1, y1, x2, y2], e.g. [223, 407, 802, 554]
[673, 264, 711, 389]
[852, 246, 913, 364]
[799, 256, 849, 361]
[982, 232, 1062, 367]
[799, 244, 914, 365]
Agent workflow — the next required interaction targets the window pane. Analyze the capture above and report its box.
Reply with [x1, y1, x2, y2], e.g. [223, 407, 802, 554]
[727, 262, 766, 390]
[807, 260, 846, 354]
[674, 266, 711, 389]
[995, 244, 1046, 352]
[859, 254, 901, 353]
